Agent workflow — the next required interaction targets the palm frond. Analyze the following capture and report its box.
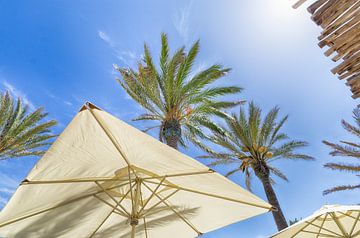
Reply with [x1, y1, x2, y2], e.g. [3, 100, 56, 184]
[269, 115, 288, 146]
[323, 184, 360, 195]
[245, 168, 253, 191]
[268, 166, 289, 182]
[142, 125, 160, 133]
[0, 91, 57, 160]
[160, 33, 169, 74]
[324, 163, 360, 173]
[342, 119, 360, 138]
[225, 167, 241, 177]
[260, 106, 279, 145]
[175, 40, 199, 90]
[323, 107, 360, 195]
[201, 102, 311, 188]
[323, 140, 360, 158]
[132, 114, 162, 121]
[272, 141, 309, 158]
[115, 33, 242, 149]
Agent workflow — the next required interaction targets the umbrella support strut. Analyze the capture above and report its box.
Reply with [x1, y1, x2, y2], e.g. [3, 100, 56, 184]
[130, 178, 141, 238]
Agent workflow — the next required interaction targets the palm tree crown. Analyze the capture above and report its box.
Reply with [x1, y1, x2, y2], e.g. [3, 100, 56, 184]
[115, 33, 242, 149]
[199, 102, 314, 231]
[323, 108, 360, 195]
[0, 91, 57, 160]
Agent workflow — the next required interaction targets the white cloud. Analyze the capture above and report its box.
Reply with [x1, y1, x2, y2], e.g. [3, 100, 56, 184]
[173, 1, 193, 42]
[98, 30, 137, 67]
[2, 81, 35, 110]
[98, 30, 115, 47]
[45, 91, 74, 107]
[115, 50, 137, 67]
[63, 101, 73, 106]
[0, 174, 18, 189]
[0, 187, 15, 194]
[0, 173, 19, 206]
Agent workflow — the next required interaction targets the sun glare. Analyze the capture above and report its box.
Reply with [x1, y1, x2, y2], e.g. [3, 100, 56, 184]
[266, 0, 295, 20]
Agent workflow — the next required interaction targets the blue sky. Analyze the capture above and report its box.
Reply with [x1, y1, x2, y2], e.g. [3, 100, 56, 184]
[0, 0, 358, 237]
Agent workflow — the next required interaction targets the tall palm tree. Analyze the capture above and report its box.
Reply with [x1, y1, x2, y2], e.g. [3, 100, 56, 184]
[198, 102, 314, 231]
[115, 33, 242, 149]
[323, 108, 360, 195]
[0, 91, 57, 160]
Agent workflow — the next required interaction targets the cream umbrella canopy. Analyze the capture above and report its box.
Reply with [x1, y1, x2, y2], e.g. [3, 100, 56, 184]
[0, 102, 273, 238]
[271, 205, 360, 238]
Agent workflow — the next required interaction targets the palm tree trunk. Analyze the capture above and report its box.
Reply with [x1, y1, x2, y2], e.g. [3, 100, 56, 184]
[162, 120, 181, 150]
[165, 135, 179, 149]
[260, 176, 288, 231]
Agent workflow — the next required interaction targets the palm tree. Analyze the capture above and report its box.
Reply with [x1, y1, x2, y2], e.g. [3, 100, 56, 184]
[322, 108, 360, 195]
[0, 91, 57, 160]
[115, 33, 242, 149]
[198, 102, 314, 231]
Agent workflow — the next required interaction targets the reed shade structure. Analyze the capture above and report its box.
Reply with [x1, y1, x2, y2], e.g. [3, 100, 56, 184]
[0, 102, 273, 238]
[292, 0, 360, 99]
[271, 205, 360, 238]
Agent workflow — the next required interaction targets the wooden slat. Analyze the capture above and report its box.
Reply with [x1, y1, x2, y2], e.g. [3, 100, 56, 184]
[293, 0, 360, 99]
[319, 3, 360, 41]
[308, 0, 328, 14]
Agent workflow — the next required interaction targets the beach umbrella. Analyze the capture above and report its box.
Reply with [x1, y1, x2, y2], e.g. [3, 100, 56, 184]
[0, 102, 273, 238]
[271, 205, 360, 238]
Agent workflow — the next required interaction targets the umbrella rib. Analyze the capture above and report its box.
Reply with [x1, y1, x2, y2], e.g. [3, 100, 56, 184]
[87, 104, 138, 214]
[144, 180, 272, 211]
[349, 211, 360, 236]
[139, 187, 179, 217]
[287, 217, 318, 238]
[350, 229, 360, 238]
[95, 181, 131, 217]
[316, 213, 328, 238]
[305, 219, 343, 237]
[143, 216, 149, 238]
[93, 194, 128, 217]
[329, 212, 349, 237]
[0, 182, 129, 228]
[21, 177, 128, 185]
[142, 170, 214, 180]
[138, 177, 166, 215]
[141, 181, 202, 236]
[300, 230, 338, 237]
[339, 211, 360, 220]
[88, 204, 120, 238]
[88, 187, 132, 238]
[85, 103, 137, 175]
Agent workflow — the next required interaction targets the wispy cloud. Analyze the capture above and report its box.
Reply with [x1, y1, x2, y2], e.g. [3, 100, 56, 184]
[115, 50, 137, 67]
[45, 91, 74, 108]
[63, 101, 73, 106]
[2, 81, 35, 110]
[97, 30, 138, 67]
[255, 235, 267, 238]
[0, 173, 18, 206]
[173, 1, 193, 42]
[98, 30, 115, 47]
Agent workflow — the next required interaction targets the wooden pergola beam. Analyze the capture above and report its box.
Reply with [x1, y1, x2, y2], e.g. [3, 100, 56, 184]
[293, 0, 360, 99]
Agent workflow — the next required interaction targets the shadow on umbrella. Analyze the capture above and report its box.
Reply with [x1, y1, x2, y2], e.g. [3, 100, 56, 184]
[13, 186, 104, 237]
[94, 206, 200, 237]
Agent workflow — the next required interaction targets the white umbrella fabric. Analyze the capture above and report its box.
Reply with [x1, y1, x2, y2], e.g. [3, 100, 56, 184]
[271, 205, 360, 238]
[0, 102, 272, 238]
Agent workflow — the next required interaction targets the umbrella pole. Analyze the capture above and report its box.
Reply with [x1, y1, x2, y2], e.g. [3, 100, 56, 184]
[131, 225, 136, 238]
[130, 178, 141, 238]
